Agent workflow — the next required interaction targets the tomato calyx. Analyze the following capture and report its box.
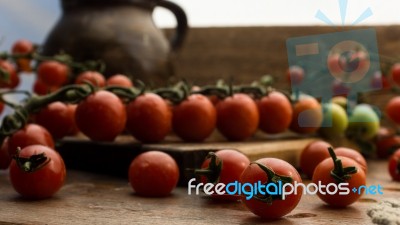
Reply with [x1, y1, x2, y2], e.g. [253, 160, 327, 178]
[328, 147, 358, 183]
[13, 147, 50, 173]
[252, 162, 293, 204]
[194, 152, 222, 184]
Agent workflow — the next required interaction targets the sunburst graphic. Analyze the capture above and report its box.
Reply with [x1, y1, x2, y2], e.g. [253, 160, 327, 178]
[315, 0, 373, 26]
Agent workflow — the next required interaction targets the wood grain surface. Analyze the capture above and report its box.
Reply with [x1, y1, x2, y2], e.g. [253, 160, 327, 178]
[0, 160, 398, 225]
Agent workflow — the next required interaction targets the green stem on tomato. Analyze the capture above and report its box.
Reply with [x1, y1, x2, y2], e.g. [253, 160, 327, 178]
[194, 152, 222, 184]
[13, 147, 50, 173]
[251, 162, 293, 204]
[328, 147, 358, 183]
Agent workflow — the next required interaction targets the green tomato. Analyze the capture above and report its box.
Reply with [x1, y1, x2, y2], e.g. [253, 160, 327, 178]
[347, 104, 380, 140]
[319, 103, 348, 137]
[331, 96, 347, 110]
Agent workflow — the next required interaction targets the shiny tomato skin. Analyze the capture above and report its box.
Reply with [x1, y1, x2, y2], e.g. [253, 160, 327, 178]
[0, 60, 20, 89]
[9, 145, 66, 199]
[200, 149, 250, 201]
[0, 138, 11, 169]
[258, 91, 293, 134]
[75, 71, 106, 87]
[106, 74, 133, 87]
[216, 94, 259, 141]
[37, 61, 69, 87]
[312, 156, 366, 207]
[75, 90, 126, 141]
[290, 97, 323, 134]
[300, 140, 331, 178]
[129, 151, 179, 197]
[8, 124, 55, 156]
[35, 102, 79, 139]
[388, 149, 400, 181]
[334, 147, 367, 173]
[126, 93, 172, 143]
[386, 96, 400, 125]
[173, 94, 216, 142]
[240, 158, 303, 219]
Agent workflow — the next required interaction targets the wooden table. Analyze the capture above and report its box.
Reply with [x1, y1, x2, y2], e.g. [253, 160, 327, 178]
[0, 160, 398, 225]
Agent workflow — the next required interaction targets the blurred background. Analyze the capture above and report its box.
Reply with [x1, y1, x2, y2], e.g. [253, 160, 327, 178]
[0, 0, 398, 91]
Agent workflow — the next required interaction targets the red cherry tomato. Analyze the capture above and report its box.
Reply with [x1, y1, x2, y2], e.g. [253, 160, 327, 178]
[388, 149, 400, 181]
[386, 96, 400, 125]
[9, 145, 66, 199]
[75, 90, 126, 141]
[126, 93, 172, 143]
[129, 151, 179, 197]
[287, 66, 305, 85]
[37, 61, 69, 87]
[106, 74, 133, 87]
[8, 124, 55, 156]
[334, 147, 367, 173]
[32, 79, 59, 96]
[75, 71, 106, 87]
[0, 60, 20, 89]
[258, 91, 293, 134]
[312, 148, 366, 207]
[197, 149, 250, 201]
[35, 102, 79, 139]
[300, 140, 331, 178]
[216, 93, 259, 141]
[173, 94, 216, 142]
[0, 138, 11, 169]
[240, 158, 303, 219]
[290, 97, 323, 134]
[390, 63, 400, 86]
[11, 39, 34, 72]
[376, 136, 400, 159]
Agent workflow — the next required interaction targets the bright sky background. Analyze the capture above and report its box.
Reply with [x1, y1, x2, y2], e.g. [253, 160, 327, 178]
[0, 0, 399, 52]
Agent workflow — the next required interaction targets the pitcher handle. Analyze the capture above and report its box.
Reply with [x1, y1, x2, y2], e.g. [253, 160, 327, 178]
[156, 0, 188, 51]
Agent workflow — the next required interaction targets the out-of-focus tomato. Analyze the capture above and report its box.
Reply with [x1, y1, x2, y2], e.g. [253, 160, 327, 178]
[75, 71, 106, 87]
[0, 60, 20, 89]
[290, 97, 323, 134]
[8, 124, 54, 156]
[106, 74, 133, 87]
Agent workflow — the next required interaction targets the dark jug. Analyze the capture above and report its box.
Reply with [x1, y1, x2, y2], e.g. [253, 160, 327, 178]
[41, 0, 188, 86]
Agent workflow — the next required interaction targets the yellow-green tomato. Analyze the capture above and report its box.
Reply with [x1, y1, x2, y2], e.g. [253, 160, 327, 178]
[319, 103, 348, 137]
[347, 104, 380, 140]
[331, 96, 347, 110]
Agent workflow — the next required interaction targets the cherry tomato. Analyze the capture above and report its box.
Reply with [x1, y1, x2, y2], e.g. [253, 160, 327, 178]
[37, 61, 69, 87]
[257, 91, 293, 134]
[129, 151, 179, 197]
[334, 147, 367, 173]
[173, 94, 216, 142]
[290, 97, 323, 134]
[11, 39, 34, 72]
[376, 136, 400, 159]
[75, 90, 126, 141]
[390, 63, 400, 86]
[106, 74, 133, 87]
[0, 138, 11, 169]
[287, 66, 304, 85]
[216, 93, 259, 141]
[9, 145, 66, 199]
[299, 140, 331, 178]
[386, 96, 400, 125]
[388, 149, 400, 181]
[8, 124, 55, 156]
[75, 71, 106, 87]
[32, 79, 59, 96]
[196, 149, 250, 201]
[35, 102, 79, 139]
[312, 147, 366, 207]
[0, 60, 20, 89]
[126, 93, 172, 143]
[240, 158, 303, 219]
